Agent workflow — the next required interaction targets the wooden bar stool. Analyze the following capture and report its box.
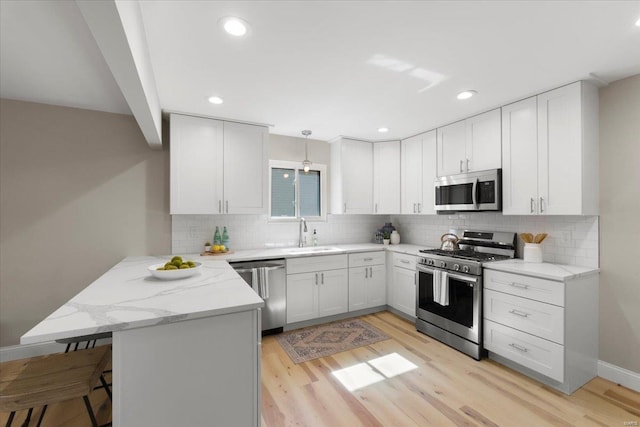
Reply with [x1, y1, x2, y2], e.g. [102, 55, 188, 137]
[0, 346, 111, 427]
[56, 333, 113, 399]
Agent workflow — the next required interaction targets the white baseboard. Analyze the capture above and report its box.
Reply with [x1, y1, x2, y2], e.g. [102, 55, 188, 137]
[598, 360, 640, 392]
[1, 338, 112, 362]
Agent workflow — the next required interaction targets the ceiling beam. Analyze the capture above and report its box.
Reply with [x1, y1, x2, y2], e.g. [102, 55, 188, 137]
[76, 0, 162, 149]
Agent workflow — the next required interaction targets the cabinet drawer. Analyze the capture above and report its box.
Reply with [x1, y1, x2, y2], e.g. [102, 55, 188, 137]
[484, 289, 564, 344]
[349, 251, 385, 267]
[393, 253, 416, 270]
[484, 319, 564, 382]
[484, 269, 564, 306]
[286, 254, 348, 275]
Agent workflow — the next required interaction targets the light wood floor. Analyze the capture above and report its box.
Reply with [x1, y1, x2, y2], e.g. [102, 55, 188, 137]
[2, 311, 639, 426]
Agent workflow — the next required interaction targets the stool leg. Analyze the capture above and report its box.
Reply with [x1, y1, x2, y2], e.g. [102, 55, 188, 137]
[20, 408, 32, 427]
[99, 374, 112, 402]
[5, 411, 15, 427]
[36, 405, 47, 427]
[82, 395, 99, 427]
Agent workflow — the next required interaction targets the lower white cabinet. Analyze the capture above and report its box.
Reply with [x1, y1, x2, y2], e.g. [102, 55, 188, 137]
[483, 268, 598, 394]
[286, 255, 348, 323]
[391, 253, 417, 317]
[348, 251, 386, 311]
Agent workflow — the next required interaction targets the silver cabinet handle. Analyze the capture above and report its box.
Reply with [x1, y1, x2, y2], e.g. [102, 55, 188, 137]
[530, 197, 535, 213]
[400, 259, 410, 264]
[509, 282, 529, 290]
[375, 203, 378, 213]
[365, 268, 368, 279]
[540, 197, 544, 213]
[509, 343, 529, 352]
[315, 273, 318, 285]
[344, 203, 347, 213]
[225, 200, 229, 213]
[219, 200, 222, 213]
[459, 160, 463, 173]
[413, 203, 417, 213]
[417, 203, 421, 213]
[466, 158, 470, 172]
[321, 272, 324, 284]
[369, 267, 373, 278]
[509, 309, 530, 318]
[364, 257, 373, 261]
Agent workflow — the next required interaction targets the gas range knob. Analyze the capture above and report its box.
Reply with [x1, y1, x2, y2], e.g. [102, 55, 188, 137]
[453, 264, 460, 271]
[462, 265, 470, 273]
[440, 261, 446, 268]
[427, 259, 434, 266]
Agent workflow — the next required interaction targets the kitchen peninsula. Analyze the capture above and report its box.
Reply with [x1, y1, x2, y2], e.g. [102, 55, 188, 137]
[21, 256, 264, 427]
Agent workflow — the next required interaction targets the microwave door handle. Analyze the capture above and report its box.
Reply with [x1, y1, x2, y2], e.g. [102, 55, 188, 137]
[472, 178, 479, 207]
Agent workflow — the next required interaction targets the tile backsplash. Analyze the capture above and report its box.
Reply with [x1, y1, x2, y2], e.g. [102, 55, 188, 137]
[172, 213, 599, 268]
[390, 213, 599, 268]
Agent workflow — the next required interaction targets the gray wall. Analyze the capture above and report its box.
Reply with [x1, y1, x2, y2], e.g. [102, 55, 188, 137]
[598, 74, 640, 373]
[0, 99, 171, 346]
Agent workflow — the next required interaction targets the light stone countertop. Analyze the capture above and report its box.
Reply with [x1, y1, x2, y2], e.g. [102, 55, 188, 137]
[21, 256, 263, 345]
[483, 259, 599, 281]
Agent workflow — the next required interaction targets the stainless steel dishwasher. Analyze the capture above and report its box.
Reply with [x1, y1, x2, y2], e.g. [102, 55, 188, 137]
[230, 259, 286, 334]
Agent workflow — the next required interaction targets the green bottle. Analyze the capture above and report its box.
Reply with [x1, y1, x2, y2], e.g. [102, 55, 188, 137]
[213, 226, 222, 246]
[222, 226, 230, 250]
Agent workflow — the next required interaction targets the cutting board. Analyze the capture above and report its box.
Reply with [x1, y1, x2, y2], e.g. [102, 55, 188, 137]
[200, 250, 234, 256]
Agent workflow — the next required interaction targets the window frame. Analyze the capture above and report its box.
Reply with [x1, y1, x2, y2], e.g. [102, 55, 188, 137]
[268, 159, 327, 222]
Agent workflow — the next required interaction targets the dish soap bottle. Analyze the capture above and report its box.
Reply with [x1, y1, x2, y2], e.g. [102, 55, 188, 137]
[222, 226, 230, 251]
[312, 229, 318, 246]
[213, 226, 222, 247]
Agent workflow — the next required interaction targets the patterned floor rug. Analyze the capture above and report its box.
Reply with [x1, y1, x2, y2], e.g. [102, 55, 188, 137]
[276, 318, 390, 364]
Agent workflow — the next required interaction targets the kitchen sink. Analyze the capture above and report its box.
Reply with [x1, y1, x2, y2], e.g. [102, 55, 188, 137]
[285, 246, 343, 255]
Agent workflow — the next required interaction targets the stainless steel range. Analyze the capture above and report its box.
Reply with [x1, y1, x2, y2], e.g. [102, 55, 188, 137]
[416, 230, 516, 360]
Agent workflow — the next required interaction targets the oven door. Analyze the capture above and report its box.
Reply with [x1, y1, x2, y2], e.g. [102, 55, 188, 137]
[416, 264, 481, 344]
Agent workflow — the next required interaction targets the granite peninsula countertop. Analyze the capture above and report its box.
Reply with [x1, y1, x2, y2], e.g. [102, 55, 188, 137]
[21, 256, 264, 345]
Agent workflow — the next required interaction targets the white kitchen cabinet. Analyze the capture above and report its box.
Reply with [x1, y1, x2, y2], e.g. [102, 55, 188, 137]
[286, 255, 348, 323]
[400, 130, 437, 214]
[348, 251, 386, 311]
[436, 108, 501, 176]
[330, 137, 373, 214]
[391, 253, 417, 317]
[373, 141, 400, 214]
[170, 113, 268, 214]
[170, 114, 223, 214]
[483, 267, 598, 394]
[501, 81, 599, 215]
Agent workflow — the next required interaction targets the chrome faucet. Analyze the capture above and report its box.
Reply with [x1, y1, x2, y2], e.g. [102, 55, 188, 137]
[298, 218, 308, 247]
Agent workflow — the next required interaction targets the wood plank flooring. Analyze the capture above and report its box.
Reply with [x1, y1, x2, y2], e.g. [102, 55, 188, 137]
[2, 311, 638, 426]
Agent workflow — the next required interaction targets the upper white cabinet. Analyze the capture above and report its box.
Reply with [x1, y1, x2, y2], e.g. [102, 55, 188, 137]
[436, 108, 501, 176]
[400, 130, 437, 214]
[501, 81, 598, 215]
[373, 141, 400, 214]
[170, 114, 267, 215]
[330, 138, 373, 214]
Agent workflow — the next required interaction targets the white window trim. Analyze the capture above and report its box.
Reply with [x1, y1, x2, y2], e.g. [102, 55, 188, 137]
[268, 159, 327, 222]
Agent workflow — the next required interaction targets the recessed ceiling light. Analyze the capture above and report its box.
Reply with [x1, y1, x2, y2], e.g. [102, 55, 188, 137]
[378, 127, 389, 133]
[457, 90, 477, 100]
[208, 96, 223, 105]
[219, 17, 249, 37]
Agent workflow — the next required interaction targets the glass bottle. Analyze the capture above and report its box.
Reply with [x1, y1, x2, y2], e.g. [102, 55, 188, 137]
[213, 226, 222, 246]
[312, 229, 318, 246]
[222, 226, 230, 250]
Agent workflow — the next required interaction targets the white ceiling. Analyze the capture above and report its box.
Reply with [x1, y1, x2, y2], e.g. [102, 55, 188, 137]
[2, 1, 640, 142]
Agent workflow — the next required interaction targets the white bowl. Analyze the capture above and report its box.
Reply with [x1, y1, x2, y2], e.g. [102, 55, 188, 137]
[148, 262, 202, 280]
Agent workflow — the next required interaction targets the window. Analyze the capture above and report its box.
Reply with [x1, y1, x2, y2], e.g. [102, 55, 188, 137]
[269, 160, 326, 221]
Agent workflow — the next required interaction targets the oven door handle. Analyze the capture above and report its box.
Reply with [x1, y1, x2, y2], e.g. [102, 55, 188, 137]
[446, 272, 478, 284]
[416, 265, 436, 274]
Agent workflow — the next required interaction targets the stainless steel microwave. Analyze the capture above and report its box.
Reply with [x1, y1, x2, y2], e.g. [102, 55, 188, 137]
[434, 169, 502, 213]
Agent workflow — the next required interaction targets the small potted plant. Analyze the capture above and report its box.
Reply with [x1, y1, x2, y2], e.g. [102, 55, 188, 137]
[382, 232, 391, 245]
[204, 241, 212, 252]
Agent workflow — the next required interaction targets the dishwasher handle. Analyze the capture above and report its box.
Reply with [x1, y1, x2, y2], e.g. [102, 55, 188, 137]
[233, 265, 284, 274]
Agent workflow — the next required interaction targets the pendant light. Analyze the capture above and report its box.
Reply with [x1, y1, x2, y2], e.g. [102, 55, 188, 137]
[301, 130, 312, 173]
